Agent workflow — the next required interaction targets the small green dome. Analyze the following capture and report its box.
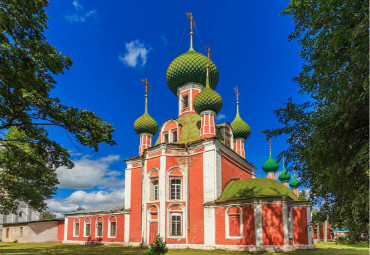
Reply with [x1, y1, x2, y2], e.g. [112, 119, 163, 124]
[230, 113, 251, 139]
[193, 86, 223, 114]
[278, 169, 291, 182]
[289, 176, 300, 188]
[133, 112, 158, 136]
[166, 49, 219, 95]
[262, 155, 279, 173]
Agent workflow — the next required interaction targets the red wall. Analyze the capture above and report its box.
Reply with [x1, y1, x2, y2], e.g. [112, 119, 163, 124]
[220, 150, 252, 189]
[129, 164, 142, 242]
[262, 204, 284, 245]
[293, 207, 308, 244]
[188, 153, 204, 244]
[67, 214, 124, 242]
[215, 205, 256, 245]
[57, 221, 65, 242]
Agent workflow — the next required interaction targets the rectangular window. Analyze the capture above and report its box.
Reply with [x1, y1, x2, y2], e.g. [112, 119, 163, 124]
[182, 95, 189, 109]
[225, 132, 231, 147]
[74, 222, 80, 237]
[85, 223, 91, 237]
[6, 228, 9, 238]
[163, 133, 169, 143]
[171, 215, 182, 236]
[110, 222, 117, 238]
[96, 222, 103, 237]
[170, 179, 181, 200]
[152, 180, 159, 200]
[172, 131, 178, 143]
[20, 227, 23, 237]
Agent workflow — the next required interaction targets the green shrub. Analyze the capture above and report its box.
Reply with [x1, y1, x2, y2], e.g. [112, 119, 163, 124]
[146, 235, 168, 255]
[12, 239, 18, 243]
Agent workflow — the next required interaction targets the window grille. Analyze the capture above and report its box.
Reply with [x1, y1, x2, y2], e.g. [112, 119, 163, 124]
[170, 179, 181, 200]
[85, 222, 91, 237]
[152, 180, 159, 200]
[110, 221, 117, 238]
[171, 215, 182, 236]
[96, 222, 103, 237]
[182, 95, 189, 109]
[173, 131, 178, 143]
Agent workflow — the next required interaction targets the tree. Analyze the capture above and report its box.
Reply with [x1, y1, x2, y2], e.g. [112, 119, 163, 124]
[42, 211, 56, 219]
[263, 0, 368, 242]
[147, 235, 168, 255]
[299, 190, 307, 200]
[75, 206, 85, 212]
[0, 1, 116, 214]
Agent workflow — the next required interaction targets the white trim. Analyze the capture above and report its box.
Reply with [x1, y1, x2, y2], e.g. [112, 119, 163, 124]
[225, 206, 243, 239]
[167, 204, 185, 239]
[124, 170, 131, 209]
[73, 218, 80, 237]
[204, 207, 215, 245]
[254, 203, 263, 246]
[306, 207, 313, 245]
[164, 243, 315, 251]
[63, 217, 68, 241]
[146, 205, 159, 244]
[159, 147, 166, 237]
[83, 217, 91, 237]
[283, 203, 289, 245]
[108, 216, 117, 238]
[124, 214, 130, 243]
[203, 142, 217, 202]
[95, 217, 103, 238]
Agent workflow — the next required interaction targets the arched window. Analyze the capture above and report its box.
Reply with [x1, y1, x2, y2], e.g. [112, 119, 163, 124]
[73, 218, 80, 237]
[151, 180, 159, 200]
[84, 218, 91, 237]
[226, 207, 242, 239]
[167, 204, 184, 238]
[96, 217, 103, 238]
[108, 216, 117, 238]
[18, 211, 23, 218]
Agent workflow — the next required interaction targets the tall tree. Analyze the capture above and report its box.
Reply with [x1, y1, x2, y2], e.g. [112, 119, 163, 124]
[0, 0, 116, 214]
[263, 0, 368, 242]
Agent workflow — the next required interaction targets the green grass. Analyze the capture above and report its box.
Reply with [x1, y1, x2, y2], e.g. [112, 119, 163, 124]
[0, 241, 368, 255]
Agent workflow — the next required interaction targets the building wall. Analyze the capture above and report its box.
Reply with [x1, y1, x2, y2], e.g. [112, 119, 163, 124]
[129, 163, 142, 243]
[261, 204, 284, 245]
[28, 221, 59, 243]
[66, 214, 124, 243]
[58, 221, 65, 242]
[2, 224, 28, 243]
[292, 207, 308, 245]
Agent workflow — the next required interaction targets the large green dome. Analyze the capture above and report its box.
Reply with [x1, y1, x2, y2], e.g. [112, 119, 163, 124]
[133, 112, 158, 136]
[278, 169, 291, 182]
[230, 112, 251, 139]
[166, 49, 219, 95]
[289, 176, 300, 188]
[193, 86, 223, 114]
[262, 155, 279, 173]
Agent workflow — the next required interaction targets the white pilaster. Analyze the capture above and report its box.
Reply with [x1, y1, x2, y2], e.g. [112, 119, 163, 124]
[124, 169, 132, 209]
[203, 207, 215, 246]
[254, 203, 263, 246]
[64, 217, 68, 241]
[283, 203, 289, 245]
[215, 149, 222, 199]
[124, 214, 130, 243]
[159, 146, 166, 237]
[203, 142, 216, 202]
[307, 207, 313, 245]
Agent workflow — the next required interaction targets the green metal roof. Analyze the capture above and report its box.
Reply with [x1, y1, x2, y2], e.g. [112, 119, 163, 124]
[217, 177, 302, 202]
[278, 168, 292, 182]
[193, 86, 223, 114]
[262, 155, 279, 173]
[133, 112, 158, 136]
[230, 112, 251, 139]
[166, 49, 219, 95]
[289, 176, 300, 188]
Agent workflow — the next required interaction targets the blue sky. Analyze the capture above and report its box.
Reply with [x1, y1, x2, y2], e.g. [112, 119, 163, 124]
[43, 0, 308, 215]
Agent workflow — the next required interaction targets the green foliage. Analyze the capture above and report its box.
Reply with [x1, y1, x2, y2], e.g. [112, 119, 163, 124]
[42, 211, 56, 219]
[263, 0, 368, 242]
[298, 190, 307, 200]
[147, 235, 168, 255]
[0, 0, 116, 214]
[75, 207, 85, 211]
[12, 239, 18, 243]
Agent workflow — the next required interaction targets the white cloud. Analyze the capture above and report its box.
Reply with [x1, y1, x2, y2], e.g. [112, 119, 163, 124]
[161, 35, 169, 46]
[216, 113, 226, 121]
[119, 40, 151, 67]
[56, 154, 123, 189]
[46, 189, 124, 216]
[66, 1, 97, 23]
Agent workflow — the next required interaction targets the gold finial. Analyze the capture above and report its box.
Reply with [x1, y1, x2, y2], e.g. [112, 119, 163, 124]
[186, 12, 196, 50]
[141, 78, 151, 112]
[234, 86, 240, 114]
[293, 170, 296, 177]
[205, 45, 211, 77]
[268, 138, 272, 155]
[282, 155, 285, 169]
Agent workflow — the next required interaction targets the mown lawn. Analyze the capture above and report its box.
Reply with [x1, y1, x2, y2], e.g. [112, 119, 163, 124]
[0, 241, 368, 254]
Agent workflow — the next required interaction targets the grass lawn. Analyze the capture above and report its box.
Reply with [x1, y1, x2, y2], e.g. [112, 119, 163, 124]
[0, 241, 368, 255]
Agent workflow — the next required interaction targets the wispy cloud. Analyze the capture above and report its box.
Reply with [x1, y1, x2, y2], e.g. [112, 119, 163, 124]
[161, 35, 169, 46]
[66, 0, 97, 23]
[216, 113, 226, 121]
[56, 154, 123, 189]
[119, 40, 151, 67]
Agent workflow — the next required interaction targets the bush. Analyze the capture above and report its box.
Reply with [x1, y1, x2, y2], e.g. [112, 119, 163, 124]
[12, 239, 18, 243]
[146, 235, 168, 255]
[336, 235, 348, 244]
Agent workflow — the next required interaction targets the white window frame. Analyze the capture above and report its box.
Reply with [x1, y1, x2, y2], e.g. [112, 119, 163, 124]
[108, 216, 117, 238]
[95, 217, 103, 238]
[84, 218, 91, 237]
[19, 227, 23, 237]
[225, 207, 243, 239]
[170, 178, 182, 200]
[151, 180, 159, 201]
[172, 130, 178, 143]
[170, 213, 182, 237]
[182, 94, 189, 110]
[73, 218, 80, 237]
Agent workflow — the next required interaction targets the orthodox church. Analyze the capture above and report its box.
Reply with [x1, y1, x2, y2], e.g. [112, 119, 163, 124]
[61, 14, 314, 252]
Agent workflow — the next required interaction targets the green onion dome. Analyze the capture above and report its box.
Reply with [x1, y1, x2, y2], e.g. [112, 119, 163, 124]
[166, 49, 219, 95]
[230, 112, 251, 139]
[278, 169, 291, 182]
[262, 155, 279, 173]
[193, 86, 223, 114]
[289, 176, 300, 189]
[133, 112, 158, 136]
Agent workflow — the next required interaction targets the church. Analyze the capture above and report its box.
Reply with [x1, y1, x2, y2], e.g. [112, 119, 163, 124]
[61, 14, 314, 252]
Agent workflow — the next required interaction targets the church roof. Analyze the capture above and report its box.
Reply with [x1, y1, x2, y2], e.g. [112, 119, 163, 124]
[217, 178, 304, 202]
[64, 204, 124, 215]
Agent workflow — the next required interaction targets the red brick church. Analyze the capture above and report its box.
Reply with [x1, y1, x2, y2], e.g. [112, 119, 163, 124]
[61, 14, 314, 252]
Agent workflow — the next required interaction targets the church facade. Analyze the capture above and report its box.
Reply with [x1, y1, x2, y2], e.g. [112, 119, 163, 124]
[61, 15, 314, 252]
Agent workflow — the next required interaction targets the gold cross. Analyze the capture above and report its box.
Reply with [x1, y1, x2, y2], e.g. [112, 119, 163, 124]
[282, 155, 285, 168]
[186, 12, 196, 32]
[141, 78, 151, 98]
[205, 45, 212, 59]
[268, 138, 272, 155]
[234, 86, 240, 105]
